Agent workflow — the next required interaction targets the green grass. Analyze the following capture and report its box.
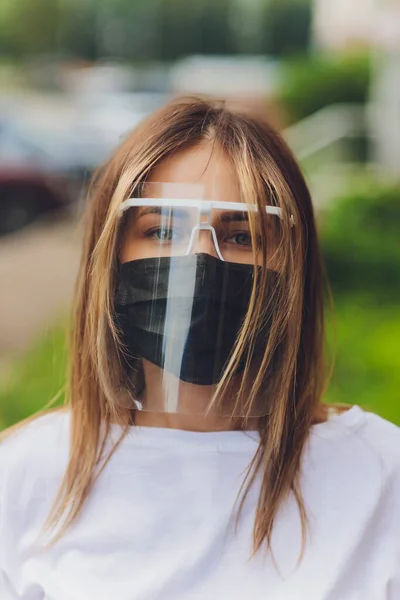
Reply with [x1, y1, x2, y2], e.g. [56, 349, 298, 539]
[324, 295, 400, 425]
[0, 295, 399, 431]
[0, 323, 67, 430]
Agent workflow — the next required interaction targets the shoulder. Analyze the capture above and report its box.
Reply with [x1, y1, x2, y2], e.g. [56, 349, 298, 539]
[0, 410, 70, 494]
[335, 408, 400, 538]
[313, 405, 400, 484]
[352, 407, 400, 473]
[0, 411, 71, 572]
[0, 409, 70, 456]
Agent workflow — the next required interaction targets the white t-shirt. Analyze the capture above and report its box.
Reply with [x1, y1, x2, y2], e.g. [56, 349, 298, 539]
[0, 405, 399, 600]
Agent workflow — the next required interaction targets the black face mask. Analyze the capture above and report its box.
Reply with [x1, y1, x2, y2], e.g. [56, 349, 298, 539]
[114, 253, 277, 386]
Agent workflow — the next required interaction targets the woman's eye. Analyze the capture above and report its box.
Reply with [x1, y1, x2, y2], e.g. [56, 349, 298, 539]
[152, 227, 174, 241]
[147, 226, 180, 242]
[227, 232, 252, 246]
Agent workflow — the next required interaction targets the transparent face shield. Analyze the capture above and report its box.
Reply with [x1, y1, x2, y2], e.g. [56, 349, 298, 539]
[115, 182, 289, 417]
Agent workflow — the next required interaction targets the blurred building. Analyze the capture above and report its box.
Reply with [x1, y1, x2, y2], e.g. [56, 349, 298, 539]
[312, 0, 377, 51]
[312, 0, 400, 54]
[170, 55, 283, 127]
[370, 0, 400, 175]
[313, 0, 400, 176]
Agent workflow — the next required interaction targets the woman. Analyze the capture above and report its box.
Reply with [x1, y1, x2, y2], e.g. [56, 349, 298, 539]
[0, 98, 399, 599]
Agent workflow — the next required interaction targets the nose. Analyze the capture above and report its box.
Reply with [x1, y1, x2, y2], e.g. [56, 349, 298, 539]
[191, 229, 219, 258]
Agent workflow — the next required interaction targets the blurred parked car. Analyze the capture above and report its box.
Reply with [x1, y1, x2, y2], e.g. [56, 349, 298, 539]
[0, 91, 170, 235]
[0, 115, 83, 235]
[0, 168, 73, 235]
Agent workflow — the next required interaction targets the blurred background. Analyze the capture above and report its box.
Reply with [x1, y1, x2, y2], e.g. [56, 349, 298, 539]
[0, 0, 399, 429]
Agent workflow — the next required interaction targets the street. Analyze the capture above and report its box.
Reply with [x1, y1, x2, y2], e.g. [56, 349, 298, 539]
[0, 216, 81, 371]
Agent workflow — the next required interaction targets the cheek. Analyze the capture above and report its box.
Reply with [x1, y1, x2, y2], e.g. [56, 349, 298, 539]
[119, 213, 140, 263]
[120, 226, 139, 263]
[120, 238, 133, 263]
[120, 236, 151, 263]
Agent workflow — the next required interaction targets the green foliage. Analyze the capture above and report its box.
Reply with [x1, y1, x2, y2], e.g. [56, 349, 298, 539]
[157, 0, 233, 60]
[324, 296, 400, 426]
[0, 324, 67, 430]
[263, 0, 311, 57]
[0, 0, 60, 57]
[321, 184, 400, 301]
[321, 182, 400, 425]
[0, 0, 312, 62]
[278, 53, 371, 124]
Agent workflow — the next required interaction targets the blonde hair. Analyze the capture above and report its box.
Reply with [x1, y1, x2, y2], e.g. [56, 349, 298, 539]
[2, 97, 347, 562]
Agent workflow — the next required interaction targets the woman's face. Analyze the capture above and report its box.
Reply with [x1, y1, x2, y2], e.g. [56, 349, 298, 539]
[120, 141, 280, 267]
[116, 141, 281, 422]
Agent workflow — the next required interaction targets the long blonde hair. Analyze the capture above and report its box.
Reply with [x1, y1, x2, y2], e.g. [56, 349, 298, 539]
[2, 97, 345, 560]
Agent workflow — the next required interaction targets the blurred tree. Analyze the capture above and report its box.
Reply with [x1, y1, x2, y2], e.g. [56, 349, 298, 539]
[157, 0, 233, 60]
[229, 0, 268, 55]
[58, 0, 235, 61]
[262, 0, 312, 56]
[0, 0, 314, 61]
[56, 0, 98, 60]
[278, 53, 371, 124]
[321, 184, 400, 302]
[0, 0, 60, 57]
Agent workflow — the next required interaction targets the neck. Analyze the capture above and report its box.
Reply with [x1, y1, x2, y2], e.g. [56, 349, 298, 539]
[133, 411, 248, 432]
[132, 360, 258, 432]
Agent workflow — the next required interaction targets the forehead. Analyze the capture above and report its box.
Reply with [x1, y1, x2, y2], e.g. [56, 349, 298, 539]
[148, 141, 242, 202]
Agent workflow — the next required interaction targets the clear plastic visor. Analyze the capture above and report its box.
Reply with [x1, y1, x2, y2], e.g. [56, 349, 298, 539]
[119, 182, 287, 265]
[116, 183, 288, 418]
